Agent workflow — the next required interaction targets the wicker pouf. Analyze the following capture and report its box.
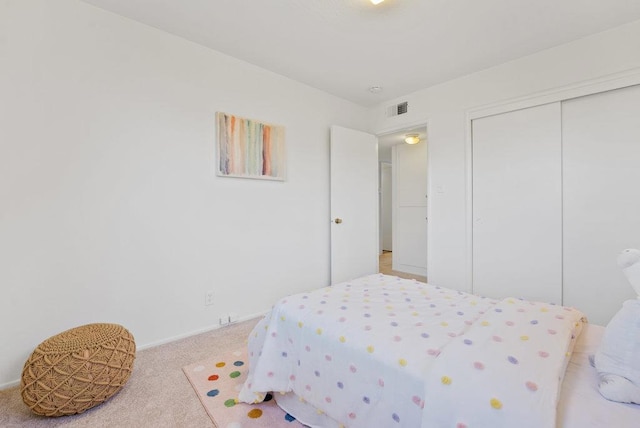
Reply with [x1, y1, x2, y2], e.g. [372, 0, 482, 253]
[20, 323, 136, 417]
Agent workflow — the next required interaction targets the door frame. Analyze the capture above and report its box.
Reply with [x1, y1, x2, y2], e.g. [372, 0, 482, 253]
[464, 67, 640, 293]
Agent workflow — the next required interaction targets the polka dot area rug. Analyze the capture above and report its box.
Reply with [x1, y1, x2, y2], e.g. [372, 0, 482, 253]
[183, 349, 304, 428]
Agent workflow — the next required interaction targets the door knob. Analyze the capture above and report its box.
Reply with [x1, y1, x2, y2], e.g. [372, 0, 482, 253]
[334, 218, 343, 224]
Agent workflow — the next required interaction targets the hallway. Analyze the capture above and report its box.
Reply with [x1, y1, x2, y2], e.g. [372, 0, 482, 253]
[379, 251, 427, 283]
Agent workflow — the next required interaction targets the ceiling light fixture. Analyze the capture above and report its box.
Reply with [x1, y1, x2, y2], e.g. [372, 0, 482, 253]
[370, 0, 385, 4]
[404, 134, 420, 145]
[369, 86, 383, 94]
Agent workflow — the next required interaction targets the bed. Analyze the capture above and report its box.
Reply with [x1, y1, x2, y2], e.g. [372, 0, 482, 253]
[238, 274, 640, 427]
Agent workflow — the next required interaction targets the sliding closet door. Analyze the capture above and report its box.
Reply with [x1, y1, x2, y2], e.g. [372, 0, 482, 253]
[472, 103, 562, 304]
[562, 85, 640, 325]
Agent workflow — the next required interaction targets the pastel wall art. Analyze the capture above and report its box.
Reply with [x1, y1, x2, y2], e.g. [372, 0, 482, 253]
[216, 112, 286, 181]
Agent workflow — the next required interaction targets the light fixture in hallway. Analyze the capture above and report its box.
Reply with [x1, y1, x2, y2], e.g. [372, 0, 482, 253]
[404, 134, 420, 145]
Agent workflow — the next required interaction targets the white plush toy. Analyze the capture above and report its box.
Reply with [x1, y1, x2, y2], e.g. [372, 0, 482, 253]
[592, 248, 640, 404]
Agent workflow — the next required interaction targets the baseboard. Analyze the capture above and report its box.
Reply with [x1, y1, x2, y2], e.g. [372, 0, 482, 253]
[392, 264, 428, 277]
[0, 311, 268, 391]
[136, 311, 268, 352]
[0, 379, 20, 391]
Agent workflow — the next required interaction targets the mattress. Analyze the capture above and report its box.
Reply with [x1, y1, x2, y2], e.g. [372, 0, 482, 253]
[239, 274, 639, 427]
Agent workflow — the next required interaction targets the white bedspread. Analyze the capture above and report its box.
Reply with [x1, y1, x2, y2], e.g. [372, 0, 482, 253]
[421, 297, 584, 428]
[239, 274, 585, 428]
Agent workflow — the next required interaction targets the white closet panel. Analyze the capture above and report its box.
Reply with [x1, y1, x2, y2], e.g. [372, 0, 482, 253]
[472, 103, 562, 304]
[562, 85, 640, 325]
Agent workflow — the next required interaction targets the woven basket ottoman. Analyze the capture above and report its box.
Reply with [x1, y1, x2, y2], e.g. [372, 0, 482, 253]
[20, 323, 136, 417]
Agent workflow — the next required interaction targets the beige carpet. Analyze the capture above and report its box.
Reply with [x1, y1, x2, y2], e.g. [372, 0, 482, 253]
[0, 318, 260, 428]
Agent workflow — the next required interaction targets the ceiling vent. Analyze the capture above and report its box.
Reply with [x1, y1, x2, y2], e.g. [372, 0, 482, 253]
[387, 101, 408, 117]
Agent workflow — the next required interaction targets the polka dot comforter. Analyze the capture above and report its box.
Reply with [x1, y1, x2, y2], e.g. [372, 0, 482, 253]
[238, 274, 586, 428]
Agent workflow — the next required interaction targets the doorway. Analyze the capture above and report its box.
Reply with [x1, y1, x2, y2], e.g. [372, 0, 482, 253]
[380, 162, 393, 253]
[377, 125, 428, 282]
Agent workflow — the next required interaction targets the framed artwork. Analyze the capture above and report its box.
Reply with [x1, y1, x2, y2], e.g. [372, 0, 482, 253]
[216, 112, 286, 181]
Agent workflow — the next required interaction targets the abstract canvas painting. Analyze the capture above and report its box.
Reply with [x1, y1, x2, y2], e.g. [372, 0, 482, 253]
[216, 112, 285, 181]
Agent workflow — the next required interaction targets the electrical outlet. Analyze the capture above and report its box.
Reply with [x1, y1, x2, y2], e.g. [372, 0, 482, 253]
[205, 291, 214, 306]
[219, 316, 229, 325]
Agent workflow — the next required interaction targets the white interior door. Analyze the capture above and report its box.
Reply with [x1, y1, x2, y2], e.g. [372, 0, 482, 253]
[330, 125, 379, 284]
[472, 103, 562, 304]
[392, 142, 428, 276]
[562, 85, 640, 325]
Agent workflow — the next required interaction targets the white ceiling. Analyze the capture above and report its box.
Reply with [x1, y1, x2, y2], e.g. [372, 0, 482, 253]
[81, 0, 640, 107]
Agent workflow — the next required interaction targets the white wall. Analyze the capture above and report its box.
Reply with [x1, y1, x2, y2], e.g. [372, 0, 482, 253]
[369, 19, 640, 293]
[378, 146, 392, 163]
[0, 0, 368, 388]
